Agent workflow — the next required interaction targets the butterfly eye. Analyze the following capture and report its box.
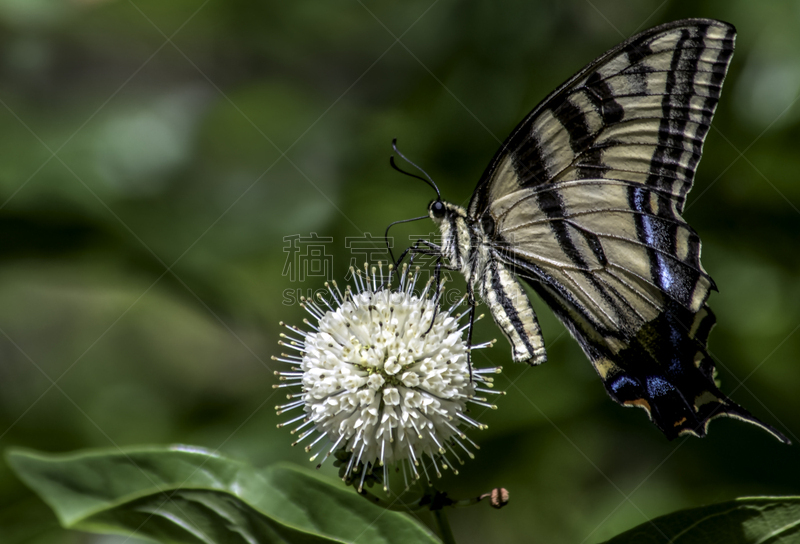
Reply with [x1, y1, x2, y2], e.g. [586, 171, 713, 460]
[429, 200, 446, 219]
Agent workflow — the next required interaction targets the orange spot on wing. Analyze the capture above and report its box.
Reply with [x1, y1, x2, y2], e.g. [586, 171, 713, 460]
[624, 398, 651, 411]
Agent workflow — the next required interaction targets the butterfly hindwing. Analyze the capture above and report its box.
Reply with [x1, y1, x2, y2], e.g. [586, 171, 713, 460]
[460, 19, 788, 441]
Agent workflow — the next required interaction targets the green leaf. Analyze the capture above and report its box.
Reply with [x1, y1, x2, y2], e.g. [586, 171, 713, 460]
[6, 446, 440, 544]
[603, 496, 800, 543]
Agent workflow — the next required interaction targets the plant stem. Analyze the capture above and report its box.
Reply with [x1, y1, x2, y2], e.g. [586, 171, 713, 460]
[433, 507, 457, 544]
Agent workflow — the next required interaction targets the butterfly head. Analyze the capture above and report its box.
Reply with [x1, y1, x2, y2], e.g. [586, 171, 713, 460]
[427, 199, 446, 221]
[428, 198, 467, 222]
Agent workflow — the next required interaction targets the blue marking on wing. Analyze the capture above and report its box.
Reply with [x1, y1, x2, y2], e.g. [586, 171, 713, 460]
[610, 374, 639, 396]
[633, 187, 674, 290]
[646, 375, 675, 398]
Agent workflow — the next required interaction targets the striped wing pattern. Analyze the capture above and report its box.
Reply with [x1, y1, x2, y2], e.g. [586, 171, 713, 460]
[469, 19, 787, 441]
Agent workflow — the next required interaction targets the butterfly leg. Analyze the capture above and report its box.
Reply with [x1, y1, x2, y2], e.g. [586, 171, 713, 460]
[388, 239, 442, 286]
[422, 257, 444, 336]
[466, 282, 477, 383]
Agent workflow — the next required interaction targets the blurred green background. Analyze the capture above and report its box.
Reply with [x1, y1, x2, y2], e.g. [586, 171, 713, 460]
[0, 0, 798, 542]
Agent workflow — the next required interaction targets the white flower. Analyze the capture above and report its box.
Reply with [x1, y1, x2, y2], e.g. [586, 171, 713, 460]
[273, 262, 501, 493]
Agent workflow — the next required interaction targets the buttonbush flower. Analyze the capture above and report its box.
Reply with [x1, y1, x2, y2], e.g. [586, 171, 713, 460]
[273, 263, 501, 493]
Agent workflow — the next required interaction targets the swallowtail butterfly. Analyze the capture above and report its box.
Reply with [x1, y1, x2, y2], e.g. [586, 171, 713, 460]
[398, 19, 788, 442]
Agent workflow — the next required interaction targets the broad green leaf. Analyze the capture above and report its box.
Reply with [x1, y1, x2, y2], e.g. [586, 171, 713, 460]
[7, 446, 439, 544]
[604, 496, 800, 543]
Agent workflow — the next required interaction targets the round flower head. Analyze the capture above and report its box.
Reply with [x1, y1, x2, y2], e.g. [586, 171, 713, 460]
[273, 262, 501, 493]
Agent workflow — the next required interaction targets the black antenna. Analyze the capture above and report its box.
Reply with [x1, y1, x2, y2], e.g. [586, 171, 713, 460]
[390, 138, 441, 200]
[384, 215, 428, 263]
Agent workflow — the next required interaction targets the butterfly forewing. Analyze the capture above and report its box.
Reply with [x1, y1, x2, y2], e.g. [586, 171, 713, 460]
[459, 19, 788, 442]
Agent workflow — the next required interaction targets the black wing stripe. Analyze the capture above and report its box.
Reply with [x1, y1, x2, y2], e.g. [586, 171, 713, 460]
[631, 184, 670, 296]
[593, 271, 649, 322]
[512, 131, 549, 186]
[603, 268, 662, 310]
[605, 261, 698, 311]
[562, 269, 621, 327]
[584, 71, 625, 124]
[624, 39, 652, 66]
[535, 187, 590, 270]
[551, 100, 594, 153]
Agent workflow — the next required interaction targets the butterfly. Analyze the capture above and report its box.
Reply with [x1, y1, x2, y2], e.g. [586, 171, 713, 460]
[391, 18, 789, 443]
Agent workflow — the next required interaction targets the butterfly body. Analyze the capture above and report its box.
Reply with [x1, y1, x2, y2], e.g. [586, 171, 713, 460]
[421, 19, 789, 442]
